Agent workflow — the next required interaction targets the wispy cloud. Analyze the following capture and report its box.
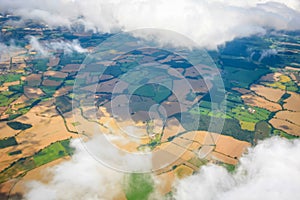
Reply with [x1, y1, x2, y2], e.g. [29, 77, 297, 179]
[259, 49, 278, 62]
[28, 36, 87, 56]
[0, 41, 23, 62]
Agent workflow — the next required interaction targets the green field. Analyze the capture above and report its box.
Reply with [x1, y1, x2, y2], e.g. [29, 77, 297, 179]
[133, 84, 172, 103]
[0, 139, 74, 184]
[125, 173, 154, 200]
[188, 157, 207, 168]
[255, 121, 272, 141]
[178, 112, 254, 142]
[0, 93, 20, 107]
[223, 66, 270, 88]
[55, 95, 72, 113]
[8, 150, 22, 156]
[31, 58, 49, 72]
[0, 73, 21, 84]
[40, 85, 58, 96]
[0, 158, 35, 184]
[33, 140, 74, 167]
[0, 137, 18, 149]
[228, 104, 271, 123]
[273, 129, 299, 140]
[7, 121, 32, 130]
[222, 163, 236, 173]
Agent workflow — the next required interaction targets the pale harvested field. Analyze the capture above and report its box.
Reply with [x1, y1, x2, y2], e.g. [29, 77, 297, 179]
[211, 151, 238, 165]
[289, 73, 299, 84]
[0, 100, 75, 172]
[0, 106, 6, 117]
[159, 131, 250, 165]
[152, 147, 196, 173]
[54, 86, 73, 97]
[285, 66, 300, 71]
[157, 140, 194, 161]
[159, 54, 182, 63]
[0, 121, 19, 139]
[25, 74, 42, 86]
[0, 81, 20, 92]
[174, 164, 194, 178]
[42, 79, 62, 87]
[11, 95, 29, 108]
[155, 170, 175, 196]
[0, 179, 18, 199]
[173, 79, 194, 99]
[0, 145, 25, 172]
[167, 67, 185, 79]
[214, 135, 251, 159]
[274, 111, 300, 125]
[24, 86, 45, 98]
[184, 67, 201, 78]
[3, 81, 20, 87]
[283, 92, 300, 112]
[96, 78, 118, 93]
[0, 109, 9, 120]
[259, 72, 282, 82]
[160, 101, 182, 117]
[250, 84, 285, 102]
[1, 111, 252, 197]
[43, 71, 68, 78]
[161, 117, 185, 142]
[73, 107, 110, 137]
[81, 83, 98, 93]
[171, 137, 197, 157]
[242, 93, 282, 112]
[75, 106, 150, 152]
[232, 87, 251, 94]
[61, 64, 81, 73]
[269, 118, 300, 136]
[188, 78, 211, 93]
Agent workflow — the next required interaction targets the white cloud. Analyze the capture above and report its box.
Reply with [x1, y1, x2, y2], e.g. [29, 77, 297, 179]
[46, 39, 87, 54]
[1, 0, 300, 49]
[28, 36, 87, 56]
[28, 36, 49, 56]
[259, 49, 278, 62]
[24, 139, 124, 200]
[173, 137, 300, 200]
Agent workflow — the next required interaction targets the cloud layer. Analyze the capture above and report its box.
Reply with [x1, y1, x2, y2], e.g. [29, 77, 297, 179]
[1, 0, 300, 49]
[174, 137, 300, 200]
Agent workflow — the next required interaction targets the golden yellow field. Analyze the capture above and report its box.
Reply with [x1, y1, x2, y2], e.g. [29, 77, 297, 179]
[283, 92, 300, 112]
[269, 118, 300, 136]
[269, 110, 300, 136]
[250, 84, 285, 102]
[0, 99, 75, 172]
[241, 93, 282, 112]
